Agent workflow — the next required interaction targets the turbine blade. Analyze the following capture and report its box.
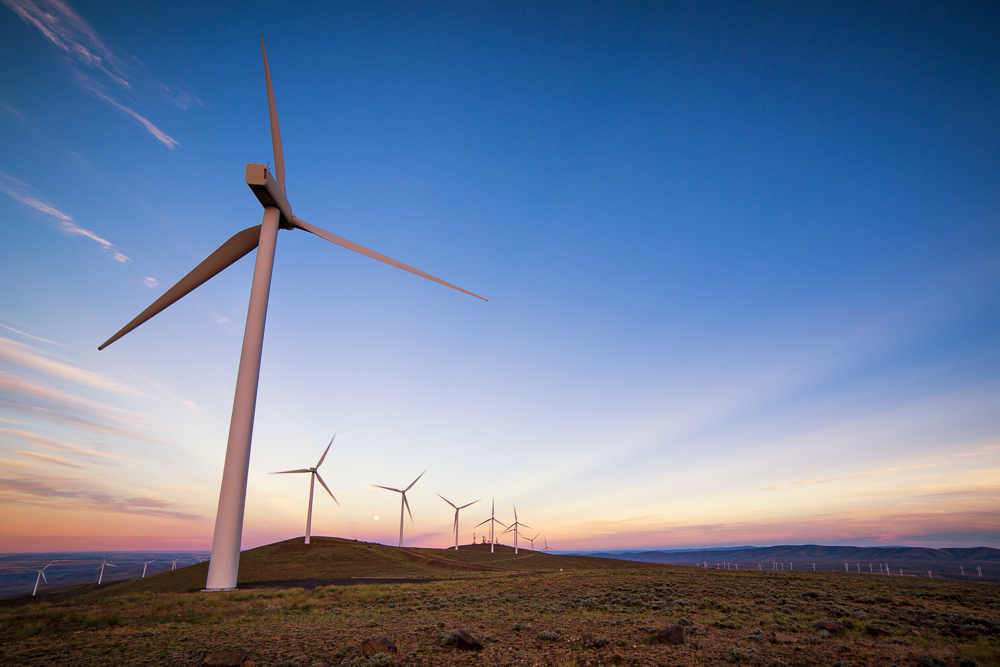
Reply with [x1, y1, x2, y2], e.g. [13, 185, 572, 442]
[474, 518, 491, 528]
[403, 493, 413, 521]
[457, 500, 479, 510]
[316, 434, 336, 468]
[405, 469, 426, 492]
[437, 493, 457, 509]
[314, 472, 340, 506]
[373, 485, 402, 493]
[98, 225, 262, 350]
[260, 36, 285, 193]
[291, 217, 487, 301]
[520, 522, 532, 530]
[40, 571, 47, 583]
[107, 563, 117, 567]
[270, 469, 311, 474]
[501, 525, 514, 535]
[495, 519, 508, 528]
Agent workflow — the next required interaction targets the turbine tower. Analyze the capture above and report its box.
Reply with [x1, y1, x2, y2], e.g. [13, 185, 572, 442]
[98, 37, 485, 591]
[541, 537, 553, 553]
[32, 561, 57, 596]
[374, 471, 425, 547]
[438, 494, 478, 550]
[170, 557, 181, 570]
[474, 499, 507, 553]
[270, 434, 340, 544]
[524, 532, 540, 550]
[141, 559, 156, 578]
[501, 505, 531, 555]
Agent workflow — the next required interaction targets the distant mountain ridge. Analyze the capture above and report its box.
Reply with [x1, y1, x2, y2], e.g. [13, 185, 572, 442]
[579, 544, 999, 564]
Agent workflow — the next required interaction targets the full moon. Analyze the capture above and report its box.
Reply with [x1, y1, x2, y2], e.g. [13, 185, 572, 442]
[374, 515, 379, 521]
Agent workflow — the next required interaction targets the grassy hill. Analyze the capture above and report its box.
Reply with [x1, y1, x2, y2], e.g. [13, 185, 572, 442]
[29, 537, 663, 601]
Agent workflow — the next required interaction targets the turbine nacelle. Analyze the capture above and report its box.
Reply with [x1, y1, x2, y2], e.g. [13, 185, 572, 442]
[245, 163, 293, 226]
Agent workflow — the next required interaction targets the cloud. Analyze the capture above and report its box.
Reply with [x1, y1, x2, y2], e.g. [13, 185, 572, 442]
[142, 276, 159, 288]
[0, 374, 157, 441]
[0, 323, 63, 347]
[11, 449, 86, 468]
[0, 172, 131, 262]
[0, 335, 140, 395]
[0, 475, 202, 521]
[0, 426, 132, 461]
[1, 0, 187, 149]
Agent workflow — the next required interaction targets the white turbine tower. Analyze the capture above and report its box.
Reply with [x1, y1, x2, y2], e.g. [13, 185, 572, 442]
[141, 559, 156, 578]
[501, 506, 532, 555]
[32, 561, 57, 596]
[271, 435, 340, 544]
[96, 556, 116, 585]
[374, 471, 426, 547]
[98, 37, 485, 592]
[437, 494, 478, 550]
[475, 499, 507, 553]
[170, 557, 181, 571]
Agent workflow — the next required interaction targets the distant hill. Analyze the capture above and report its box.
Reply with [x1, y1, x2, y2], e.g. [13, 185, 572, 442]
[3, 537, 665, 601]
[577, 544, 1000, 582]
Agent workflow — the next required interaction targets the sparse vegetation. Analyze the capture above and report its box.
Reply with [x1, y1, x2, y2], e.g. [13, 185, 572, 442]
[0, 538, 997, 666]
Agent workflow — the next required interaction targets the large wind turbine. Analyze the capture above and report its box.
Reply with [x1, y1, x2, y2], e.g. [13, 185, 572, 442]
[438, 494, 478, 550]
[32, 561, 57, 596]
[270, 434, 339, 544]
[501, 505, 531, 555]
[141, 559, 156, 578]
[373, 471, 425, 547]
[95, 556, 116, 585]
[98, 37, 485, 591]
[474, 499, 507, 554]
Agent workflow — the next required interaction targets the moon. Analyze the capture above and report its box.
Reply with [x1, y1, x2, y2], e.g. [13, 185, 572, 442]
[374, 515, 379, 521]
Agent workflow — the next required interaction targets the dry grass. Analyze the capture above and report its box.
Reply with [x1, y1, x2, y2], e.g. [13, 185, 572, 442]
[1, 539, 997, 666]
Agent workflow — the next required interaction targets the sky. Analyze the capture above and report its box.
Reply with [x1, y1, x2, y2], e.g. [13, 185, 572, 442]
[0, 0, 998, 554]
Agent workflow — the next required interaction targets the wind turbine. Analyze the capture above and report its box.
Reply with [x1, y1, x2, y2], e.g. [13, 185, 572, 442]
[501, 505, 531, 554]
[32, 561, 57, 596]
[541, 537, 553, 553]
[97, 38, 485, 592]
[95, 556, 116, 585]
[373, 471, 425, 547]
[474, 499, 507, 553]
[524, 532, 540, 550]
[437, 494, 478, 550]
[141, 559, 156, 578]
[170, 556, 181, 570]
[270, 434, 340, 544]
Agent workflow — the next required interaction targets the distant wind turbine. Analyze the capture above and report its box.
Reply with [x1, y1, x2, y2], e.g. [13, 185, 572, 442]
[32, 561, 57, 596]
[97, 37, 485, 592]
[271, 434, 340, 544]
[501, 505, 531, 555]
[141, 559, 156, 578]
[170, 556, 181, 570]
[475, 499, 507, 553]
[437, 494, 478, 550]
[96, 556, 116, 585]
[374, 471, 426, 547]
[542, 537, 553, 553]
[524, 532, 540, 550]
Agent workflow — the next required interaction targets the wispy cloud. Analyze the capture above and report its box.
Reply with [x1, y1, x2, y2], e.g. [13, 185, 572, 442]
[0, 172, 131, 262]
[0, 323, 63, 347]
[0, 474, 202, 521]
[1, 0, 188, 149]
[0, 374, 156, 441]
[142, 276, 159, 288]
[0, 335, 140, 395]
[0, 426, 132, 461]
[12, 449, 87, 468]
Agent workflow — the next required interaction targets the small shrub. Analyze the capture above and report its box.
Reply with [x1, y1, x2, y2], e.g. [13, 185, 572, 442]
[727, 647, 750, 663]
[539, 631, 561, 641]
[105, 614, 122, 627]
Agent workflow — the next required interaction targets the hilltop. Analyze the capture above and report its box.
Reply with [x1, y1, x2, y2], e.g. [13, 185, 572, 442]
[7, 537, 663, 602]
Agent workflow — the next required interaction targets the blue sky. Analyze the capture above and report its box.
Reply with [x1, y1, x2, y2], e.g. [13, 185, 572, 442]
[0, 0, 997, 552]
